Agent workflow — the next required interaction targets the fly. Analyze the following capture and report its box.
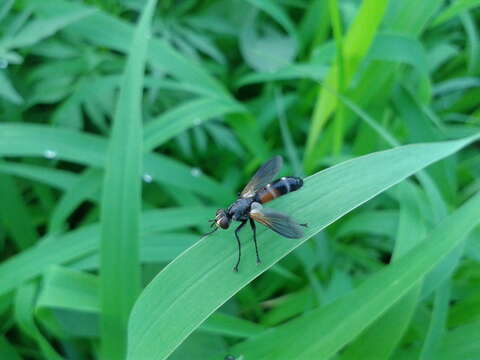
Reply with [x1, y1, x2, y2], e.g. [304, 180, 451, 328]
[203, 156, 306, 272]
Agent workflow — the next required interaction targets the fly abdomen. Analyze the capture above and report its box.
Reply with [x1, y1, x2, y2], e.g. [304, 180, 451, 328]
[255, 176, 303, 204]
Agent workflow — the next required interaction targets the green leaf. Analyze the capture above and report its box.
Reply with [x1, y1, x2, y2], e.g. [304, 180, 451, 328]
[0, 172, 37, 250]
[98, 1, 157, 358]
[236, 63, 328, 87]
[436, 322, 480, 360]
[420, 281, 451, 359]
[0, 335, 22, 360]
[48, 168, 102, 234]
[65, 3, 228, 99]
[0, 162, 78, 191]
[7, 3, 95, 49]
[144, 97, 244, 151]
[367, 32, 429, 75]
[0, 124, 232, 202]
[340, 183, 426, 359]
[0, 207, 213, 297]
[36, 266, 267, 340]
[336, 209, 398, 238]
[0, 72, 23, 104]
[14, 282, 63, 360]
[304, 0, 390, 171]
[240, 9, 297, 72]
[432, 0, 480, 26]
[230, 191, 480, 360]
[127, 134, 479, 360]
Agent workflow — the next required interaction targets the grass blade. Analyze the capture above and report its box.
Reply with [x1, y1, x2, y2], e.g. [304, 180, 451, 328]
[0, 173, 37, 250]
[340, 183, 425, 359]
[0, 123, 232, 202]
[98, 1, 157, 358]
[231, 192, 480, 360]
[0, 207, 214, 297]
[144, 97, 244, 151]
[127, 134, 479, 360]
[304, 0, 389, 171]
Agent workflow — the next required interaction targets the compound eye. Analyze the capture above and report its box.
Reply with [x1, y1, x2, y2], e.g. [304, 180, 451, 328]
[217, 216, 230, 229]
[215, 210, 230, 229]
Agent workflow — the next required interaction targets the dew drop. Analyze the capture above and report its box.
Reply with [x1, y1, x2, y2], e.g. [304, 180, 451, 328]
[0, 59, 8, 69]
[191, 167, 202, 177]
[193, 118, 202, 126]
[43, 149, 57, 159]
[142, 173, 153, 183]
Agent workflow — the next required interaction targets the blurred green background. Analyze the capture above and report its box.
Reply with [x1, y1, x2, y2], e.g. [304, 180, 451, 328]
[1, 0, 480, 359]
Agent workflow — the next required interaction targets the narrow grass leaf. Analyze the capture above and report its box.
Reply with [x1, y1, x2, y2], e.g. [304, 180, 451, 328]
[231, 192, 480, 359]
[0, 124, 232, 201]
[0, 72, 23, 104]
[36, 266, 266, 339]
[8, 4, 95, 48]
[0, 207, 214, 297]
[99, 1, 156, 358]
[14, 282, 63, 360]
[63, 2, 228, 98]
[236, 63, 328, 86]
[420, 281, 451, 360]
[432, 0, 480, 26]
[341, 183, 426, 359]
[436, 322, 480, 360]
[337, 209, 398, 238]
[127, 135, 479, 360]
[304, 0, 389, 171]
[0, 173, 37, 250]
[49, 168, 102, 234]
[144, 97, 244, 151]
[368, 32, 429, 75]
[0, 162, 80, 192]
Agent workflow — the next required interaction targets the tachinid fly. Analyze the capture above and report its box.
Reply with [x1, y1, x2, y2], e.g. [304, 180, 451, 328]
[203, 156, 306, 271]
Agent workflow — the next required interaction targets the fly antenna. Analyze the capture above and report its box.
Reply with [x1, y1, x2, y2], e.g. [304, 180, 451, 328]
[200, 226, 218, 240]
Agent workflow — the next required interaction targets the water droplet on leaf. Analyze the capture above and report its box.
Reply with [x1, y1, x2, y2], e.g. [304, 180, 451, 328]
[142, 173, 153, 183]
[191, 167, 202, 177]
[43, 149, 57, 159]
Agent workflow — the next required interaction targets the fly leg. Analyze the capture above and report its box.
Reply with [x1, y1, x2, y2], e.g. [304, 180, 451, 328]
[249, 218, 261, 264]
[233, 221, 246, 272]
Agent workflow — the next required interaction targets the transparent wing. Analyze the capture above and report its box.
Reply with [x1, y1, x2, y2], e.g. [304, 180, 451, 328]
[250, 204, 304, 239]
[240, 156, 283, 198]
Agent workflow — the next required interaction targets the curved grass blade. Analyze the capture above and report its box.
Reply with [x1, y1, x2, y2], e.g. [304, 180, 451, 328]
[97, 1, 157, 357]
[0, 162, 78, 191]
[230, 192, 480, 360]
[35, 266, 267, 339]
[304, 0, 389, 172]
[340, 183, 426, 359]
[0, 123, 233, 202]
[144, 97, 244, 151]
[127, 134, 479, 360]
[14, 282, 63, 360]
[49, 168, 102, 234]
[432, 0, 480, 26]
[0, 207, 215, 297]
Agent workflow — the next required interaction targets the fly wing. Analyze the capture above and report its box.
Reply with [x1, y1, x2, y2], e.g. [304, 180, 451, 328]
[250, 205, 304, 239]
[240, 156, 283, 198]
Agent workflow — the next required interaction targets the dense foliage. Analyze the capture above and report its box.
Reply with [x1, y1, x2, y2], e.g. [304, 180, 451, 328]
[1, 0, 480, 359]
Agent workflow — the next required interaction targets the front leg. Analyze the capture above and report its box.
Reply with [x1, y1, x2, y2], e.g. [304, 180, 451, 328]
[249, 218, 261, 264]
[233, 221, 247, 272]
